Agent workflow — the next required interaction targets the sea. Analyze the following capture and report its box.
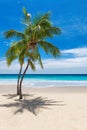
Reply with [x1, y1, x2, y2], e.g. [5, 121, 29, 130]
[0, 74, 87, 88]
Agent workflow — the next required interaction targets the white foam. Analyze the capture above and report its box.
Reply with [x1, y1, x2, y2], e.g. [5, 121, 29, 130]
[0, 79, 87, 88]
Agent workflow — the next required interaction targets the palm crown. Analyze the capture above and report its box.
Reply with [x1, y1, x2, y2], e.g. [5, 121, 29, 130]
[5, 8, 61, 62]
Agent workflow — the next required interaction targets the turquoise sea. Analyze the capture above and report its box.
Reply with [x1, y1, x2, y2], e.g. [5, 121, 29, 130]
[0, 74, 87, 88]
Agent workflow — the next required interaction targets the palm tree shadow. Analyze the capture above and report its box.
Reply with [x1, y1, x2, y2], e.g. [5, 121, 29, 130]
[3, 93, 33, 99]
[0, 94, 66, 116]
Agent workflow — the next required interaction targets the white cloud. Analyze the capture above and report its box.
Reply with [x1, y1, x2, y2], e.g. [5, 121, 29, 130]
[0, 47, 87, 74]
[42, 57, 87, 68]
[62, 47, 87, 57]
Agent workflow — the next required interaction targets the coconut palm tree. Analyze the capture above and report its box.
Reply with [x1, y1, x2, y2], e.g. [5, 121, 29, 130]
[6, 40, 43, 99]
[5, 7, 61, 99]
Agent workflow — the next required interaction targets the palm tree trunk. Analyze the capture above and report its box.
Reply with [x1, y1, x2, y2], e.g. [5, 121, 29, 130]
[19, 60, 30, 99]
[17, 64, 23, 95]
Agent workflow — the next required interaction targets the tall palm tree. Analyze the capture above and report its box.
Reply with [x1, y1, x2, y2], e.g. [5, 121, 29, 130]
[5, 7, 61, 99]
[5, 39, 43, 98]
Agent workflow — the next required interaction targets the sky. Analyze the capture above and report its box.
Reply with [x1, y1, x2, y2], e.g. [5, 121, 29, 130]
[0, 0, 87, 74]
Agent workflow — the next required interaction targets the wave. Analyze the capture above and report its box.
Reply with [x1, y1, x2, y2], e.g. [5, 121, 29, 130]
[0, 78, 87, 88]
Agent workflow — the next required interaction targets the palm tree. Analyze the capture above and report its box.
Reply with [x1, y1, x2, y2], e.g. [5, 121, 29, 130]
[5, 40, 43, 99]
[5, 7, 61, 99]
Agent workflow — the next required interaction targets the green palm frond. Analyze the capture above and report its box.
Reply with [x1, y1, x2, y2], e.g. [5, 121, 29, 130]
[29, 12, 61, 40]
[19, 49, 26, 65]
[38, 54, 43, 69]
[6, 55, 17, 66]
[6, 41, 27, 66]
[25, 26, 33, 35]
[4, 30, 25, 39]
[28, 59, 36, 71]
[38, 40, 60, 57]
[34, 12, 50, 25]
[23, 7, 27, 17]
[35, 26, 61, 39]
[22, 7, 31, 26]
[15, 40, 26, 51]
[46, 27, 61, 35]
[6, 44, 19, 66]
[33, 47, 43, 68]
[25, 51, 38, 62]
[6, 45, 17, 57]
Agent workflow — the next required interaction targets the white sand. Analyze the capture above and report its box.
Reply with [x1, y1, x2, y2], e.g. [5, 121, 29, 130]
[0, 85, 87, 130]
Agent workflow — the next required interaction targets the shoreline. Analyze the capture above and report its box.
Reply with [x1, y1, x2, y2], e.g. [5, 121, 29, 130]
[0, 85, 87, 94]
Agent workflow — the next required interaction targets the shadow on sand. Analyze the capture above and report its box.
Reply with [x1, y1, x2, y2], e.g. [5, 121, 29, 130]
[0, 94, 66, 116]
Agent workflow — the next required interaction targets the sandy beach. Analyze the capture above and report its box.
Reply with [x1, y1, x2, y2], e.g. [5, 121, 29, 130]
[0, 85, 87, 130]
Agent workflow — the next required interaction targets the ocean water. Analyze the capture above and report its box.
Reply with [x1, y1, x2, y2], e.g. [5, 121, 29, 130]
[0, 74, 87, 88]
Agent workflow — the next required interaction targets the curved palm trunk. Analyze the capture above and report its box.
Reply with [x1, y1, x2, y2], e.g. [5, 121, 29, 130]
[17, 64, 23, 95]
[19, 60, 30, 99]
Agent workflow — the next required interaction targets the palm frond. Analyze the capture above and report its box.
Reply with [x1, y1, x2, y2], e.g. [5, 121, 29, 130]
[25, 51, 37, 62]
[38, 40, 61, 57]
[4, 30, 25, 39]
[28, 59, 36, 71]
[34, 12, 50, 25]
[19, 49, 26, 65]
[34, 47, 43, 68]
[22, 7, 31, 26]
[23, 7, 27, 17]
[14, 40, 26, 51]
[47, 27, 61, 35]
[6, 44, 19, 66]
[6, 45, 17, 57]
[32, 13, 61, 39]
[38, 54, 43, 69]
[6, 41, 25, 66]
[6, 55, 17, 66]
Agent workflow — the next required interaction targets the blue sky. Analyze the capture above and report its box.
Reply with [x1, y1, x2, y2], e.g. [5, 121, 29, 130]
[0, 0, 87, 74]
